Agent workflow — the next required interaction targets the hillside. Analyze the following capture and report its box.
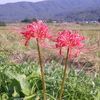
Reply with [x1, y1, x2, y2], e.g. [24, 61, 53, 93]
[55, 8, 100, 21]
[0, 0, 100, 22]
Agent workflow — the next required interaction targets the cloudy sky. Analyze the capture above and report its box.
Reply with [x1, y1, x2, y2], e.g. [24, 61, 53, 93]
[0, 0, 45, 4]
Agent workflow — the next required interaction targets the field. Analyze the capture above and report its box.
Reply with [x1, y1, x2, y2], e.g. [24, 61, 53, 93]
[0, 22, 100, 100]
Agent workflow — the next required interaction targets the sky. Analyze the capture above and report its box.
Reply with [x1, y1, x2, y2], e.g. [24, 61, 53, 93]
[0, 0, 45, 4]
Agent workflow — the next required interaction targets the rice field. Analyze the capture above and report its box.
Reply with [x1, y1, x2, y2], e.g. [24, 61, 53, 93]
[0, 22, 100, 99]
[0, 22, 100, 70]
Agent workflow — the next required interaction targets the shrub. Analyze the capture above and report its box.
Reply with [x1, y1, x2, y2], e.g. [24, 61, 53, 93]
[21, 18, 37, 23]
[0, 21, 6, 26]
[98, 18, 100, 23]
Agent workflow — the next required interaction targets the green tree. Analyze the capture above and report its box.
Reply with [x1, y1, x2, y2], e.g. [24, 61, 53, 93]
[46, 19, 53, 23]
[0, 21, 6, 26]
[98, 18, 100, 23]
[21, 18, 32, 23]
[32, 18, 37, 22]
[21, 18, 37, 23]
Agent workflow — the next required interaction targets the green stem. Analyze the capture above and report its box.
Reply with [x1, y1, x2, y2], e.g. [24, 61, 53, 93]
[58, 48, 69, 100]
[36, 38, 46, 100]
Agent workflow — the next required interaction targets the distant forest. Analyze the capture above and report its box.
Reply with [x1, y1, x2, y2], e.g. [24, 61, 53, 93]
[0, 0, 100, 22]
[55, 9, 100, 22]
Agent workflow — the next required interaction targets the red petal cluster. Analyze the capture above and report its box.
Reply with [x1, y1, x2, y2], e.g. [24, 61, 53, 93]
[55, 30, 86, 59]
[20, 21, 86, 59]
[21, 21, 50, 46]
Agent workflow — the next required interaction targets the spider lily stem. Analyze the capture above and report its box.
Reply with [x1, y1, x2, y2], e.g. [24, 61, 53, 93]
[36, 38, 46, 100]
[58, 48, 69, 100]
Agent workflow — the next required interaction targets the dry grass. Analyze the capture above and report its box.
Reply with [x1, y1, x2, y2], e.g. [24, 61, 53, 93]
[0, 22, 100, 73]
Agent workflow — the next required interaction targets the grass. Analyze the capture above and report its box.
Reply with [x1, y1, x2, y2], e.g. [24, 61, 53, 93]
[0, 23, 99, 67]
[0, 22, 100, 99]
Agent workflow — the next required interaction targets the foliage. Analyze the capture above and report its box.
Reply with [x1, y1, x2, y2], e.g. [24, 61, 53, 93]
[98, 18, 100, 23]
[0, 21, 6, 26]
[0, 53, 100, 99]
[21, 18, 37, 23]
[0, 23, 100, 99]
[0, 53, 42, 100]
[46, 19, 53, 23]
[56, 8, 100, 21]
[0, 0, 100, 22]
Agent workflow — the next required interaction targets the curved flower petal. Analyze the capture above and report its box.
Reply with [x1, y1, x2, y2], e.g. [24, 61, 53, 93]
[20, 21, 51, 46]
[55, 30, 86, 59]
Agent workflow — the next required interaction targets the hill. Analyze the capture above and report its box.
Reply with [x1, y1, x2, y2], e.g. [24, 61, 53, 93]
[55, 8, 100, 22]
[0, 0, 100, 22]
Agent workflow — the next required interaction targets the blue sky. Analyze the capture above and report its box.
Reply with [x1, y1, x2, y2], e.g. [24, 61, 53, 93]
[0, 0, 45, 4]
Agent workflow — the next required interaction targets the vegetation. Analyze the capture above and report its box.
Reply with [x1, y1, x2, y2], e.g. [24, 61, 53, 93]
[21, 18, 37, 23]
[0, 0, 100, 22]
[0, 21, 6, 26]
[0, 53, 100, 100]
[98, 18, 100, 23]
[0, 23, 100, 99]
[56, 8, 100, 22]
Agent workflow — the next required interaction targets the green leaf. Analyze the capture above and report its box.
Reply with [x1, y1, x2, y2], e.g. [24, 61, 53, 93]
[5, 70, 31, 96]
[12, 86, 20, 97]
[24, 94, 36, 100]
[96, 91, 100, 100]
[2, 93, 9, 99]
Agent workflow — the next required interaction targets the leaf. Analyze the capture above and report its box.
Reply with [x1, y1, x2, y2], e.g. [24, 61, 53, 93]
[24, 94, 36, 100]
[2, 93, 9, 99]
[97, 91, 100, 100]
[5, 70, 31, 96]
[12, 86, 20, 97]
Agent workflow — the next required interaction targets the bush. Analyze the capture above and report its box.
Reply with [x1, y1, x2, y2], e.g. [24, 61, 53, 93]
[0, 21, 6, 26]
[98, 18, 100, 23]
[21, 18, 37, 23]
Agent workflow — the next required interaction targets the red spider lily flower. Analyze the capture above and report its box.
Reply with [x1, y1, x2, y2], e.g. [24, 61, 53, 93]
[55, 30, 86, 59]
[20, 21, 51, 46]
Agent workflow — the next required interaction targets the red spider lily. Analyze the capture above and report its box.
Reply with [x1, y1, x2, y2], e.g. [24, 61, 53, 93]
[20, 21, 51, 46]
[55, 30, 86, 59]
[20, 21, 48, 99]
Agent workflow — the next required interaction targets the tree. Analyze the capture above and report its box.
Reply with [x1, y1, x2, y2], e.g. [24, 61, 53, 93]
[32, 18, 37, 22]
[21, 18, 32, 23]
[98, 18, 100, 23]
[21, 18, 37, 23]
[46, 19, 53, 23]
[0, 21, 6, 26]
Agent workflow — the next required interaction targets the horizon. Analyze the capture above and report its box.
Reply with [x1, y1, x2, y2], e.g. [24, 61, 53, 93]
[0, 0, 45, 4]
